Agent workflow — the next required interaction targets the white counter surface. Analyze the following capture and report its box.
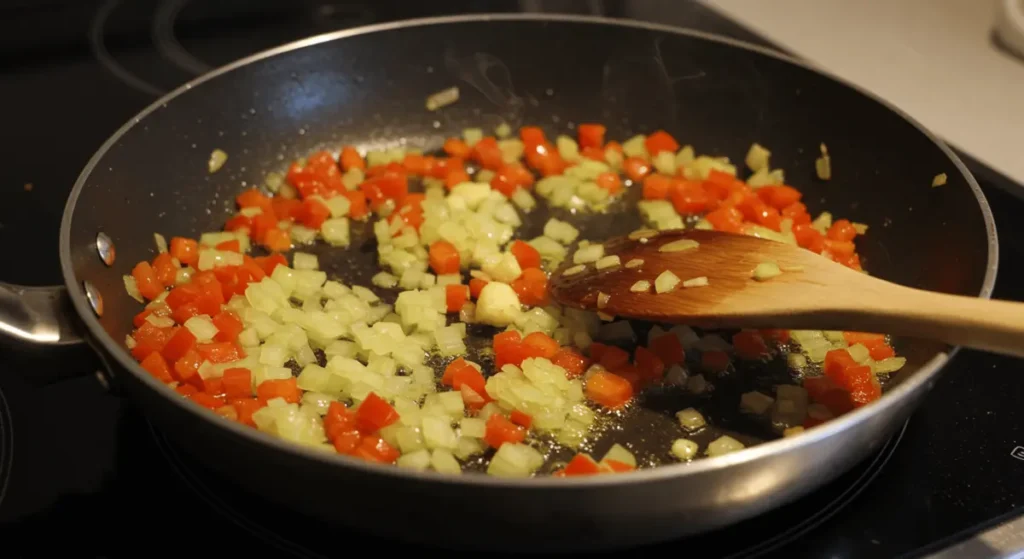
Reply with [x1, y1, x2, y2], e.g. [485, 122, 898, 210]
[698, 0, 1024, 187]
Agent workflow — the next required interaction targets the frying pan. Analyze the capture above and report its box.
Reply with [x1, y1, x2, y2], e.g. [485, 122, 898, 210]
[0, 15, 996, 552]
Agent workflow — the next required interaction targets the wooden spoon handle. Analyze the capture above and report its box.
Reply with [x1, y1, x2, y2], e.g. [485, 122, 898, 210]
[845, 284, 1024, 358]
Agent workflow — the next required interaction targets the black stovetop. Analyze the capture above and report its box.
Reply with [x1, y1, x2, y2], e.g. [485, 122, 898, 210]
[1, 1, 1022, 557]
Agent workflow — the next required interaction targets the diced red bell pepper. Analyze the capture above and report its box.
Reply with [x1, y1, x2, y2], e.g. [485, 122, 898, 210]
[585, 371, 634, 409]
[256, 377, 300, 404]
[352, 436, 401, 464]
[196, 342, 243, 364]
[732, 330, 770, 360]
[577, 124, 606, 149]
[161, 326, 196, 363]
[564, 453, 602, 476]
[649, 333, 685, 367]
[221, 367, 252, 399]
[140, 351, 172, 382]
[634, 346, 665, 381]
[551, 347, 587, 378]
[170, 237, 199, 267]
[701, 350, 730, 373]
[428, 241, 460, 275]
[355, 392, 399, 433]
[483, 413, 525, 448]
[644, 130, 679, 155]
[324, 401, 359, 441]
[510, 410, 532, 429]
[445, 284, 470, 313]
[132, 261, 164, 300]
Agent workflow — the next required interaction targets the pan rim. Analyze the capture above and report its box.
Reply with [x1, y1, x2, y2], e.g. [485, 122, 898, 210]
[59, 13, 999, 490]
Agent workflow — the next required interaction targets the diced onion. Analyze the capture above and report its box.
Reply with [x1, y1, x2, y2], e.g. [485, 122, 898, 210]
[123, 275, 143, 303]
[397, 449, 432, 471]
[686, 374, 708, 394]
[543, 218, 579, 244]
[706, 435, 745, 457]
[293, 252, 319, 270]
[474, 282, 521, 327]
[573, 244, 605, 265]
[372, 272, 398, 289]
[625, 258, 644, 269]
[630, 280, 650, 293]
[682, 276, 709, 288]
[153, 233, 168, 253]
[739, 391, 775, 415]
[873, 357, 907, 374]
[751, 262, 783, 281]
[745, 143, 771, 172]
[184, 316, 219, 341]
[676, 407, 706, 431]
[602, 443, 636, 466]
[487, 443, 544, 477]
[655, 270, 681, 293]
[671, 439, 699, 461]
[932, 173, 947, 187]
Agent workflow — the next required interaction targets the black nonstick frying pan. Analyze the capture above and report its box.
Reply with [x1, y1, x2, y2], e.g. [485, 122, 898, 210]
[0, 15, 996, 552]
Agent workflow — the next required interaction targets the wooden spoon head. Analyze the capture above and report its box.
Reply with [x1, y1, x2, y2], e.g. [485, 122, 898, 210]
[549, 229, 870, 329]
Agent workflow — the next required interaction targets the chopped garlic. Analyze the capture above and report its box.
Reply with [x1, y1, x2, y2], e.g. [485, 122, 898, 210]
[563, 264, 586, 276]
[659, 239, 699, 253]
[629, 228, 658, 241]
[655, 270, 681, 293]
[816, 155, 832, 180]
[425, 86, 459, 111]
[597, 292, 610, 309]
[625, 258, 644, 269]
[595, 255, 621, 270]
[208, 148, 228, 173]
[932, 173, 947, 187]
[630, 280, 651, 293]
[682, 276, 709, 288]
[751, 262, 783, 281]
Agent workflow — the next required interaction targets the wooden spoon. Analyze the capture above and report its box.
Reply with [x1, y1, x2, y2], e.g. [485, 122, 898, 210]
[548, 229, 1024, 358]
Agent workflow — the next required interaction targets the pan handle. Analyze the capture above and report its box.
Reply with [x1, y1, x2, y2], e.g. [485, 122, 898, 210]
[0, 282, 102, 384]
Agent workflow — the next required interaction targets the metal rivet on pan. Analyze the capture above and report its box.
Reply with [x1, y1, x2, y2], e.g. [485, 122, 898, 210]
[94, 370, 111, 392]
[96, 232, 116, 266]
[83, 280, 103, 317]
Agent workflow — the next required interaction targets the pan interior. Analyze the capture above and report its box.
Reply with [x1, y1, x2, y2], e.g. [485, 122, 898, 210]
[65, 18, 993, 467]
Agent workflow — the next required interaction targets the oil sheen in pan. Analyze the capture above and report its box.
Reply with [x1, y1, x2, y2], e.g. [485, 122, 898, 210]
[277, 168, 855, 474]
